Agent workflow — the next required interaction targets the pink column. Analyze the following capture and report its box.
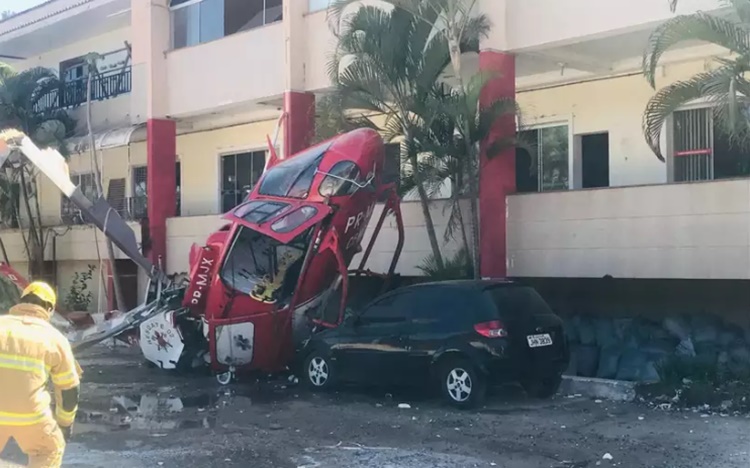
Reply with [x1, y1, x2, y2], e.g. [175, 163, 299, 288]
[283, 91, 315, 158]
[146, 118, 177, 268]
[479, 50, 516, 278]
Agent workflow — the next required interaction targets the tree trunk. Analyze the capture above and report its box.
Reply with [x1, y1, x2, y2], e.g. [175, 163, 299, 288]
[87, 68, 126, 311]
[19, 169, 44, 275]
[406, 136, 444, 270]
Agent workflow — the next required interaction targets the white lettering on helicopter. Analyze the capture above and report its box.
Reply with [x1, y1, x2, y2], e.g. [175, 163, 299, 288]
[344, 205, 375, 251]
[190, 257, 215, 305]
[344, 210, 367, 235]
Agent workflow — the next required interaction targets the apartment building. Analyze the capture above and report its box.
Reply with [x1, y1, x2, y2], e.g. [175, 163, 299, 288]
[0, 0, 745, 315]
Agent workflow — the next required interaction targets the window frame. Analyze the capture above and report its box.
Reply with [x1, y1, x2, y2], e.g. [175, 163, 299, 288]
[170, 0, 283, 50]
[219, 149, 268, 213]
[517, 119, 573, 193]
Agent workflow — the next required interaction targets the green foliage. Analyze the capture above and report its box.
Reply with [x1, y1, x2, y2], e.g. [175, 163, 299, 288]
[65, 265, 95, 311]
[416, 247, 472, 280]
[327, 1, 520, 275]
[644, 0, 750, 160]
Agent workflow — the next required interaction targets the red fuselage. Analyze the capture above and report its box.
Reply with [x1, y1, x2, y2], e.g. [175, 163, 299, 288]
[183, 128, 386, 372]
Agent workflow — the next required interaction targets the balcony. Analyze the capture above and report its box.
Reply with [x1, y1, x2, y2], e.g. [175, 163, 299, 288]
[165, 23, 284, 117]
[35, 68, 132, 113]
[506, 178, 750, 280]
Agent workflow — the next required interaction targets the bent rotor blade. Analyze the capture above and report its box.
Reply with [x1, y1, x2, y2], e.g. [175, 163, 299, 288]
[13, 136, 168, 285]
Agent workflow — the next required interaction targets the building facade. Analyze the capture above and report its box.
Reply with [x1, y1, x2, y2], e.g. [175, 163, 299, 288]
[0, 0, 744, 314]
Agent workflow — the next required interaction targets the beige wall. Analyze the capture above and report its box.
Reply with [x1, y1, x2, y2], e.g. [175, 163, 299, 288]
[507, 179, 750, 279]
[505, 0, 722, 50]
[165, 24, 285, 117]
[516, 60, 707, 188]
[177, 119, 280, 216]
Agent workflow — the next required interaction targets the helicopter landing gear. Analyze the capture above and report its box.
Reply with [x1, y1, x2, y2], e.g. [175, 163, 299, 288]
[216, 366, 236, 385]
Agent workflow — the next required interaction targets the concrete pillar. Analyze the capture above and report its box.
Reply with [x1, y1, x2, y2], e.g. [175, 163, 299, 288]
[479, 50, 516, 279]
[131, 0, 176, 268]
[282, 0, 315, 158]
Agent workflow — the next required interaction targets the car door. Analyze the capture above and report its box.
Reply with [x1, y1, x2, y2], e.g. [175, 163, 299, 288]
[402, 287, 465, 383]
[330, 292, 412, 386]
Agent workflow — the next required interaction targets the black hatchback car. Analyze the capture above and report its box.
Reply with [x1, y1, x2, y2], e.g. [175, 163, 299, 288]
[298, 280, 569, 408]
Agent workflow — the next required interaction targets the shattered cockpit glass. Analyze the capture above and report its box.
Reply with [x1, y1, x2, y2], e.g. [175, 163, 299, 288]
[258, 141, 332, 199]
[219, 226, 311, 304]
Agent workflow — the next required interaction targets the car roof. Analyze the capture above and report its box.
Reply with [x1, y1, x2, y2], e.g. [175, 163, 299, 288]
[397, 279, 517, 293]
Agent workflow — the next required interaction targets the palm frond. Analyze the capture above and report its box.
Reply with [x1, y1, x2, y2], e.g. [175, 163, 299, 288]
[643, 13, 750, 88]
[643, 66, 735, 160]
[416, 247, 472, 279]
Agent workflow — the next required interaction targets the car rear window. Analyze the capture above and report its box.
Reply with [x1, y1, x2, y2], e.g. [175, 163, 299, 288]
[482, 286, 554, 319]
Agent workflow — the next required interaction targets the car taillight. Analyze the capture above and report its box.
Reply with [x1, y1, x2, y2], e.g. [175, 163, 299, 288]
[474, 320, 508, 338]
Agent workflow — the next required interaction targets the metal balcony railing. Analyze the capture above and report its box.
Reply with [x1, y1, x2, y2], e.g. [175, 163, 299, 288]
[35, 67, 132, 112]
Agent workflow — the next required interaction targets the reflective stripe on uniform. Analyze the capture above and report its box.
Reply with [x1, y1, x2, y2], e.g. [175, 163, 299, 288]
[0, 352, 49, 376]
[54, 405, 77, 426]
[51, 369, 77, 388]
[0, 409, 51, 427]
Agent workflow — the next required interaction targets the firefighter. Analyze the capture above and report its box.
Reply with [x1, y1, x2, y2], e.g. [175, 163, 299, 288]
[0, 281, 80, 468]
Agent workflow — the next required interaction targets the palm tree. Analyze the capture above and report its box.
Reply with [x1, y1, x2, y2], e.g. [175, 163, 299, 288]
[0, 63, 75, 275]
[643, 0, 750, 160]
[327, 3, 495, 271]
[329, 0, 518, 278]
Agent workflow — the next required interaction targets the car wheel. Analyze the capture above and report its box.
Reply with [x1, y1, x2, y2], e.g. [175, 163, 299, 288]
[522, 374, 563, 399]
[303, 351, 336, 391]
[438, 358, 485, 409]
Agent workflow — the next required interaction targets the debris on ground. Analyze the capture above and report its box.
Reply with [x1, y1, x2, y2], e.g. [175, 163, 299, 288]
[398, 403, 411, 409]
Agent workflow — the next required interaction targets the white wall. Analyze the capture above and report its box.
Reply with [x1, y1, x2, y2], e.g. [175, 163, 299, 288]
[507, 179, 750, 279]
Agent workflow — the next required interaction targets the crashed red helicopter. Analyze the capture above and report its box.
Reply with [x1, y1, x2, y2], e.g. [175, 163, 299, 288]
[0, 127, 404, 384]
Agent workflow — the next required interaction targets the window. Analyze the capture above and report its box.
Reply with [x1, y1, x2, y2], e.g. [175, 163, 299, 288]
[670, 107, 750, 182]
[516, 125, 569, 193]
[221, 150, 266, 213]
[271, 206, 318, 233]
[258, 142, 329, 199]
[360, 293, 409, 323]
[231, 200, 290, 224]
[131, 162, 182, 219]
[319, 161, 362, 197]
[171, 0, 283, 50]
[62, 173, 97, 224]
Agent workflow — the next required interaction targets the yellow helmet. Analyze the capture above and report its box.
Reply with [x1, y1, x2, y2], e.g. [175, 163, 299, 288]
[21, 281, 57, 308]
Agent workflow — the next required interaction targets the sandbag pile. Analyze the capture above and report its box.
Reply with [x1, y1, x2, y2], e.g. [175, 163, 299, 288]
[562, 314, 750, 382]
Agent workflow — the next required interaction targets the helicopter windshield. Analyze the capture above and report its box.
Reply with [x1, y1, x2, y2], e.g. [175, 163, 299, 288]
[219, 226, 310, 305]
[258, 141, 332, 199]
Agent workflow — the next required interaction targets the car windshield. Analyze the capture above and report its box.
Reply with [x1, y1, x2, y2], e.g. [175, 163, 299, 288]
[258, 141, 332, 199]
[219, 226, 311, 305]
[483, 285, 555, 319]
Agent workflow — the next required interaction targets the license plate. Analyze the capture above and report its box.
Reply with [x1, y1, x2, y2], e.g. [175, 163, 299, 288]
[527, 333, 553, 348]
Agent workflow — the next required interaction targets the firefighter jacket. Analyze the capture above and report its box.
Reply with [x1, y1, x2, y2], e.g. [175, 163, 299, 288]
[0, 303, 80, 428]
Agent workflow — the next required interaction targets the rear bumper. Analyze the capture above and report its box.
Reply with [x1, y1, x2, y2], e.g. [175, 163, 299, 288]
[479, 344, 570, 383]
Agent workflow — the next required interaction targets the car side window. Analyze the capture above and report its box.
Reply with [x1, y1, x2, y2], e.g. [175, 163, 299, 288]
[359, 293, 408, 324]
[410, 288, 471, 329]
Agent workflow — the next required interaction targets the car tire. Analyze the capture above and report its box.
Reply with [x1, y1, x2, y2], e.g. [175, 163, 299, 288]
[522, 374, 563, 399]
[303, 351, 337, 391]
[438, 358, 486, 409]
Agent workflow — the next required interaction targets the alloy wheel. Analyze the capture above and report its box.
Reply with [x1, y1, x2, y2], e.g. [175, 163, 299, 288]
[308, 356, 329, 387]
[446, 368, 473, 402]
